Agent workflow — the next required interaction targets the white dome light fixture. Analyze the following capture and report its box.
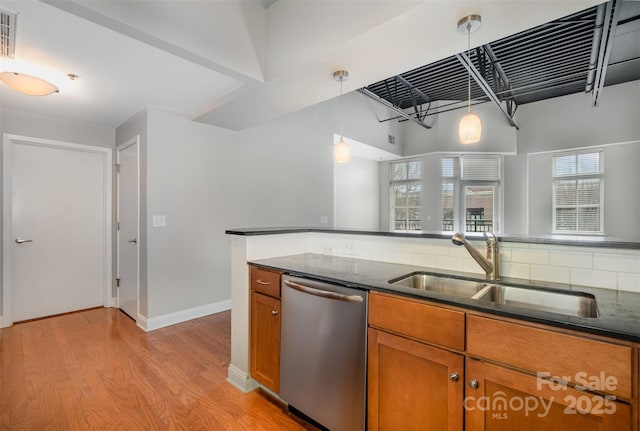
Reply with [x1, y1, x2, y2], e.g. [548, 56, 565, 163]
[333, 69, 350, 164]
[0, 71, 59, 96]
[457, 14, 482, 145]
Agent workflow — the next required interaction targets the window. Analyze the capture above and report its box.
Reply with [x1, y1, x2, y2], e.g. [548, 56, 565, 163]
[552, 151, 603, 234]
[442, 155, 501, 233]
[391, 160, 422, 230]
[442, 157, 457, 231]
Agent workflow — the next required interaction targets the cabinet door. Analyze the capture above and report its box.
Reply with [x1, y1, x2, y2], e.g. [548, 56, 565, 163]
[250, 292, 281, 393]
[465, 359, 632, 431]
[368, 328, 464, 431]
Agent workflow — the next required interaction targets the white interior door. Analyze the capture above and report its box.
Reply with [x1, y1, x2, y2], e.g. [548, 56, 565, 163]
[116, 137, 139, 320]
[3, 135, 111, 324]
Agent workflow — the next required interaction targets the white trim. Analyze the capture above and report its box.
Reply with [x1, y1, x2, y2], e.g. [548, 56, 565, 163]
[116, 136, 141, 321]
[227, 364, 259, 393]
[527, 139, 640, 156]
[136, 299, 231, 332]
[2, 133, 112, 327]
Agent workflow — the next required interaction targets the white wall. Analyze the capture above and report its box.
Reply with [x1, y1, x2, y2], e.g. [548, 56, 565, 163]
[402, 100, 518, 156]
[0, 107, 114, 320]
[389, 81, 640, 237]
[144, 107, 237, 317]
[334, 155, 380, 230]
[127, 89, 399, 321]
[505, 80, 640, 235]
[528, 142, 640, 240]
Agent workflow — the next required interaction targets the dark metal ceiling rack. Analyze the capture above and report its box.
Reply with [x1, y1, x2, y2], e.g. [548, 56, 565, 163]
[362, 0, 638, 129]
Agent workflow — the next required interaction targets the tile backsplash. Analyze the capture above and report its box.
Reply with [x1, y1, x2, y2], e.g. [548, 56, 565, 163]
[243, 232, 640, 293]
[305, 233, 640, 293]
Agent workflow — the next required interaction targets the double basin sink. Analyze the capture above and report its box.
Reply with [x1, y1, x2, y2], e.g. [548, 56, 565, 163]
[389, 272, 599, 318]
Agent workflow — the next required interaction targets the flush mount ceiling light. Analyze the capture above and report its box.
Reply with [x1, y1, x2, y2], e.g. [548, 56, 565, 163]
[0, 71, 59, 96]
[457, 14, 482, 144]
[333, 69, 350, 164]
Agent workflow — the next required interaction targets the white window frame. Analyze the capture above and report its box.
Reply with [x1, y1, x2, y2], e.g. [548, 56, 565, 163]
[390, 159, 422, 231]
[460, 182, 499, 233]
[442, 155, 502, 234]
[552, 150, 604, 235]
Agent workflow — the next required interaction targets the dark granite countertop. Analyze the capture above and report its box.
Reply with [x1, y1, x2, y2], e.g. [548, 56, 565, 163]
[249, 253, 640, 343]
[227, 227, 640, 249]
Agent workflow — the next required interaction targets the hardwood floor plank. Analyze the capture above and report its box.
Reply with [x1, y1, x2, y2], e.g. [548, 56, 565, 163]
[0, 308, 317, 430]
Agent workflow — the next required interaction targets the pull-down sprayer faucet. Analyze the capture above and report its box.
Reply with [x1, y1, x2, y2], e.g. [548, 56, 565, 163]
[451, 232, 500, 280]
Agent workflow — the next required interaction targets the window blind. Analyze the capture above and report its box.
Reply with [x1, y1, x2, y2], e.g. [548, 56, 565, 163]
[461, 155, 501, 180]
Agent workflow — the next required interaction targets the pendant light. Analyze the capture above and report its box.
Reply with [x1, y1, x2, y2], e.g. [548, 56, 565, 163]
[457, 15, 482, 144]
[333, 69, 350, 164]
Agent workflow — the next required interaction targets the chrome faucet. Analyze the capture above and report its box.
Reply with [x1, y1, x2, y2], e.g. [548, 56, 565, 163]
[451, 232, 500, 280]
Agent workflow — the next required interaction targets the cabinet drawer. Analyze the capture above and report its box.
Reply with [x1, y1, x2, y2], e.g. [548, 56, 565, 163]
[250, 266, 281, 298]
[467, 315, 632, 399]
[369, 292, 465, 351]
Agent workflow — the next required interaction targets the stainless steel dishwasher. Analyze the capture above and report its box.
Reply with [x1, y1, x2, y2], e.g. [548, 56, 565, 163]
[280, 275, 367, 431]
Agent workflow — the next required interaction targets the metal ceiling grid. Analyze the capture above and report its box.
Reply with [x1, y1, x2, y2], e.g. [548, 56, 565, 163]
[362, 0, 638, 129]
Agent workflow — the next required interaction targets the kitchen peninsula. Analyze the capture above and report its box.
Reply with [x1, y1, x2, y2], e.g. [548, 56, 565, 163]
[226, 227, 640, 430]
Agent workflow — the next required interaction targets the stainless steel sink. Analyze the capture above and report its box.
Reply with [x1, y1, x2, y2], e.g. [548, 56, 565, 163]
[471, 284, 599, 318]
[389, 271, 599, 318]
[389, 272, 488, 298]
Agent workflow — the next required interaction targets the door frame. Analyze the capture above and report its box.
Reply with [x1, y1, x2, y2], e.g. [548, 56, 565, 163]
[116, 136, 140, 320]
[2, 133, 113, 327]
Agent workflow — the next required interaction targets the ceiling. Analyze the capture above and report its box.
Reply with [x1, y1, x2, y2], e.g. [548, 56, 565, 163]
[362, 0, 640, 129]
[0, 0, 605, 130]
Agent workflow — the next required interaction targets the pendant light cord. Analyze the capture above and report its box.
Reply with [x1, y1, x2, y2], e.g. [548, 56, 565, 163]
[340, 77, 344, 139]
[467, 21, 471, 114]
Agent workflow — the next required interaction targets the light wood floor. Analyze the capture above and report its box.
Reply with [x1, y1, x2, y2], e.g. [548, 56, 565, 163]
[0, 308, 318, 430]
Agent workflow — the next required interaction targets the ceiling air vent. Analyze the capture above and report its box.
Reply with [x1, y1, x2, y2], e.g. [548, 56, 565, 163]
[0, 9, 17, 59]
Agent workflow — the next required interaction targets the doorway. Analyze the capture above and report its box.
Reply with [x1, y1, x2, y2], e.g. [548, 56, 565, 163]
[2, 134, 112, 325]
[116, 137, 140, 321]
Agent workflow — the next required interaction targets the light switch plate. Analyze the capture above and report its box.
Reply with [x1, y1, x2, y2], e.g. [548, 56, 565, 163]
[152, 215, 166, 227]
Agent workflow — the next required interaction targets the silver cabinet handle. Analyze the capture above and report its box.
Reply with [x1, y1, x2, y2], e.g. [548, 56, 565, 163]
[449, 372, 459, 382]
[127, 238, 137, 244]
[284, 280, 363, 303]
[469, 379, 479, 389]
[271, 310, 279, 316]
[256, 280, 271, 285]
[15, 237, 33, 244]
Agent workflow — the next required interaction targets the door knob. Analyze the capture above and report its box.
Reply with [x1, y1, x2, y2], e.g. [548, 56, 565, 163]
[15, 237, 33, 244]
[127, 238, 137, 244]
[449, 372, 459, 382]
[271, 310, 279, 316]
[469, 379, 479, 389]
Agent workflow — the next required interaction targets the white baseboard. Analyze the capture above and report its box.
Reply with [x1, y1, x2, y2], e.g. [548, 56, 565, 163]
[111, 296, 118, 308]
[227, 364, 259, 393]
[136, 313, 148, 331]
[137, 299, 231, 332]
[0, 315, 9, 328]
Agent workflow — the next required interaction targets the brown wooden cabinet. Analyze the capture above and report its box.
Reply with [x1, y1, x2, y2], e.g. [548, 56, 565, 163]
[465, 359, 631, 431]
[466, 314, 633, 431]
[367, 292, 465, 431]
[249, 266, 282, 393]
[367, 291, 637, 431]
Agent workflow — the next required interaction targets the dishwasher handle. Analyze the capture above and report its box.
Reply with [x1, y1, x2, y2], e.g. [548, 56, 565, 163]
[284, 280, 364, 303]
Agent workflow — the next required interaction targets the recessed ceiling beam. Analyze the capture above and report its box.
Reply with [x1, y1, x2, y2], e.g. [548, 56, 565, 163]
[456, 52, 519, 129]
